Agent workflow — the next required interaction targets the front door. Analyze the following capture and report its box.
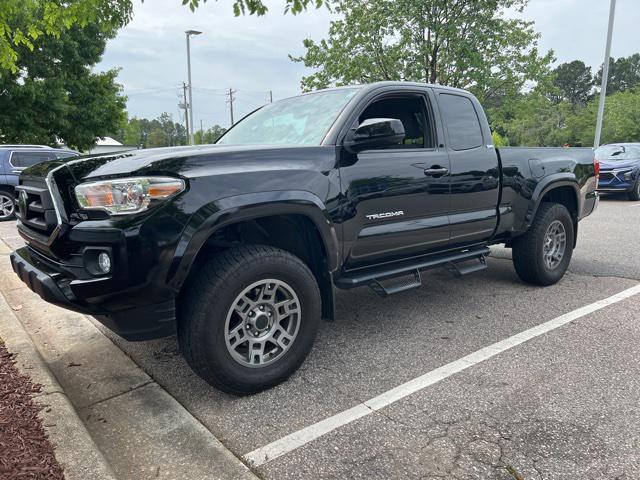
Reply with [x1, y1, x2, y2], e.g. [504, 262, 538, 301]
[339, 89, 451, 270]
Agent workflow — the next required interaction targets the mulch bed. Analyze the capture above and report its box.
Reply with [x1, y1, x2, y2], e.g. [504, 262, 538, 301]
[0, 341, 64, 479]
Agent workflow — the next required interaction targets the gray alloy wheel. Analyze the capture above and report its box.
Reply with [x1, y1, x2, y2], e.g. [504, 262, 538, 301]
[542, 219, 567, 270]
[0, 193, 15, 220]
[224, 278, 301, 368]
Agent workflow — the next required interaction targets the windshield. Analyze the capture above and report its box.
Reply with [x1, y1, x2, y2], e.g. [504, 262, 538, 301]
[595, 145, 640, 161]
[217, 88, 359, 146]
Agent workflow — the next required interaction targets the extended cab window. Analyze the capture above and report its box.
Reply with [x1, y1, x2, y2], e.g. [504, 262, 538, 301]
[439, 93, 483, 151]
[358, 95, 433, 149]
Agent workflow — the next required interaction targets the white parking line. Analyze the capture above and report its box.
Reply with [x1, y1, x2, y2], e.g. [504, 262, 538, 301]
[244, 284, 640, 467]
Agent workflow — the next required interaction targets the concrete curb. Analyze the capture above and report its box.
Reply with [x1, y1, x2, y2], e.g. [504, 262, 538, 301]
[0, 293, 117, 480]
[0, 241, 259, 480]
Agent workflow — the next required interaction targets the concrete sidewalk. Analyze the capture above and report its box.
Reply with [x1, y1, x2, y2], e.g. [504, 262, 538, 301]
[0, 240, 258, 480]
[0, 245, 116, 480]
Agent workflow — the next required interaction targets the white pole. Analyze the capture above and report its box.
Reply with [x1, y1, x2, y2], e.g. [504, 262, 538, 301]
[186, 33, 195, 145]
[594, 0, 617, 148]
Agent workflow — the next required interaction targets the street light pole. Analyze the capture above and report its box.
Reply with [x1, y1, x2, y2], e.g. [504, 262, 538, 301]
[594, 0, 616, 148]
[185, 29, 202, 146]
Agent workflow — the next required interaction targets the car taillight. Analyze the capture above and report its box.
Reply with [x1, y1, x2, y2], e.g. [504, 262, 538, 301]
[594, 158, 600, 178]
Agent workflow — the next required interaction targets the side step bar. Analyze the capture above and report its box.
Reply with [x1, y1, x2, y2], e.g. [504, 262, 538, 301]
[336, 246, 490, 296]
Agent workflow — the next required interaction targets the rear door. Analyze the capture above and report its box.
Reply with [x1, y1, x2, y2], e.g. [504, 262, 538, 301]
[339, 87, 452, 269]
[437, 92, 500, 246]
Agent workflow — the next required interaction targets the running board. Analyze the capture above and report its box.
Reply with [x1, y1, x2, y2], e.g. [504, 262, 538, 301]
[336, 246, 490, 295]
[446, 255, 488, 277]
[368, 270, 422, 297]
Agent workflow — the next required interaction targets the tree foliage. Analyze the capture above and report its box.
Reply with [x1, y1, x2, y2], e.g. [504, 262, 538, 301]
[114, 113, 226, 148]
[552, 60, 593, 106]
[291, 0, 554, 103]
[194, 125, 227, 144]
[0, 5, 126, 150]
[0, 0, 132, 72]
[569, 89, 640, 145]
[595, 54, 640, 95]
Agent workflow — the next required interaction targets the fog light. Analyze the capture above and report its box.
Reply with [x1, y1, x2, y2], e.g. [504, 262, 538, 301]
[98, 252, 112, 273]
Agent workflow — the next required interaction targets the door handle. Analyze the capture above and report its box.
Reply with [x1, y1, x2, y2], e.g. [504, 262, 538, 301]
[424, 167, 449, 177]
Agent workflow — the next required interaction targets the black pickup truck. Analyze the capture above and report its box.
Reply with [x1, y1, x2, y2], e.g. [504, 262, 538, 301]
[10, 82, 598, 394]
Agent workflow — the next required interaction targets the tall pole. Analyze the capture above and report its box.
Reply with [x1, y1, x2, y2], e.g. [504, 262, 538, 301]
[227, 88, 236, 126]
[200, 119, 203, 144]
[182, 82, 190, 141]
[594, 0, 616, 148]
[185, 30, 202, 145]
[269, 90, 273, 103]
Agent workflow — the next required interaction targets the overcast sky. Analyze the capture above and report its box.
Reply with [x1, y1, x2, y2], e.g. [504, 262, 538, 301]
[96, 0, 640, 130]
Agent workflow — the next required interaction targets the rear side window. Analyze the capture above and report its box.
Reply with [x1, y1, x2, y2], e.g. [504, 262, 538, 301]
[10, 151, 56, 168]
[439, 93, 483, 151]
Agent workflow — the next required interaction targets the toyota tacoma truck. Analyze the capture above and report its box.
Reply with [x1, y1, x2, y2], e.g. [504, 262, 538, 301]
[10, 82, 598, 394]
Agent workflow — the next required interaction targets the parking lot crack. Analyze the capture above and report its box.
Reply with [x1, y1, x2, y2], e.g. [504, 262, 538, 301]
[81, 379, 154, 409]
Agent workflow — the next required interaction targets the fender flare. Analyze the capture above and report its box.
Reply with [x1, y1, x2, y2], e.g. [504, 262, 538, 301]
[527, 174, 581, 225]
[167, 190, 340, 291]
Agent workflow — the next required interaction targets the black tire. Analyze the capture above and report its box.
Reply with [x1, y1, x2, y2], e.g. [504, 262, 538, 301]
[512, 202, 574, 286]
[0, 190, 16, 221]
[628, 179, 640, 201]
[178, 244, 321, 395]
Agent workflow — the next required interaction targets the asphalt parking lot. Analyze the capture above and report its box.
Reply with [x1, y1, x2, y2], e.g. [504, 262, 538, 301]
[2, 195, 639, 479]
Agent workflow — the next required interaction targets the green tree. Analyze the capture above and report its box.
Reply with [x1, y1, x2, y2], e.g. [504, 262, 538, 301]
[0, 10, 126, 150]
[1, 0, 324, 73]
[291, 0, 554, 103]
[115, 113, 190, 148]
[595, 54, 640, 95]
[570, 89, 640, 145]
[195, 125, 227, 144]
[0, 0, 131, 72]
[490, 91, 576, 147]
[552, 60, 593, 106]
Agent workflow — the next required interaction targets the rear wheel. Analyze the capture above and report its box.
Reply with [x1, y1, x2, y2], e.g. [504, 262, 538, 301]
[628, 179, 640, 201]
[0, 191, 15, 221]
[178, 245, 321, 395]
[512, 203, 574, 286]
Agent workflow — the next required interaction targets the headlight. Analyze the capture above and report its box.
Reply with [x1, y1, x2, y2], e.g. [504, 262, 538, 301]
[75, 177, 185, 215]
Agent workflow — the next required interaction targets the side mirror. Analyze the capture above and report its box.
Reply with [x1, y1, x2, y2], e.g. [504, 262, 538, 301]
[343, 118, 405, 153]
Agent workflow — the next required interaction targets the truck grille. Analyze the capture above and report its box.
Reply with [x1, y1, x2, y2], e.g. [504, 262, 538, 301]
[599, 171, 615, 181]
[15, 179, 60, 243]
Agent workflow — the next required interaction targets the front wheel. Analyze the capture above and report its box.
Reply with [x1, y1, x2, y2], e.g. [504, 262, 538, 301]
[512, 203, 575, 286]
[0, 191, 16, 221]
[178, 245, 321, 395]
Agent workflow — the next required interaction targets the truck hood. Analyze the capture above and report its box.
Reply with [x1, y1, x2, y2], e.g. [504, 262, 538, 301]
[23, 144, 335, 183]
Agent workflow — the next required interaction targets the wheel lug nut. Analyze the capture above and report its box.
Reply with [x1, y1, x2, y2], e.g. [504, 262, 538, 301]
[259, 306, 264, 311]
[254, 332, 259, 337]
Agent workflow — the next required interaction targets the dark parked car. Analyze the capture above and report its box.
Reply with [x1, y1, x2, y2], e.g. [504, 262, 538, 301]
[595, 143, 640, 200]
[10, 82, 598, 394]
[0, 146, 79, 220]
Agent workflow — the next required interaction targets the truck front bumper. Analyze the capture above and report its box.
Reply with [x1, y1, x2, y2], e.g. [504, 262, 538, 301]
[10, 246, 176, 341]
